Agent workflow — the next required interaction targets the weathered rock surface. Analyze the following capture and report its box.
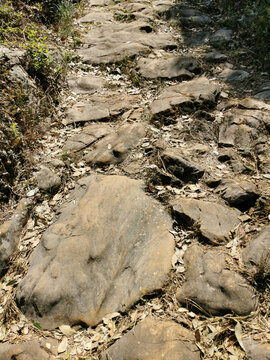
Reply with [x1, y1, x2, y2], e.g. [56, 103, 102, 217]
[101, 317, 200, 360]
[137, 55, 200, 79]
[219, 69, 249, 82]
[63, 124, 113, 151]
[78, 22, 176, 64]
[84, 123, 145, 165]
[177, 244, 257, 315]
[79, 10, 114, 23]
[64, 93, 141, 125]
[210, 29, 233, 45]
[150, 77, 220, 119]
[205, 52, 227, 63]
[243, 338, 270, 360]
[161, 149, 204, 182]
[34, 166, 61, 194]
[254, 82, 270, 101]
[67, 75, 105, 94]
[0, 341, 51, 360]
[218, 108, 270, 149]
[0, 199, 31, 275]
[242, 225, 270, 275]
[170, 198, 240, 244]
[16, 175, 174, 329]
[216, 179, 259, 209]
[165, 5, 211, 25]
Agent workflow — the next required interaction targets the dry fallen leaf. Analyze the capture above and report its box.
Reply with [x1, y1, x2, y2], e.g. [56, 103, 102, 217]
[59, 324, 76, 336]
[235, 322, 245, 351]
[58, 337, 68, 354]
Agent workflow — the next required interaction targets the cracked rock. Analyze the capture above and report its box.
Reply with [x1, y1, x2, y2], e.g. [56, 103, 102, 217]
[177, 244, 257, 316]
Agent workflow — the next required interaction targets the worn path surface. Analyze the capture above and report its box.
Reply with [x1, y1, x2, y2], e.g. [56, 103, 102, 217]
[0, 0, 270, 359]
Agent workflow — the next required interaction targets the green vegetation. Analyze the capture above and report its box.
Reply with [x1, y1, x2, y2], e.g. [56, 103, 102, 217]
[210, 0, 270, 68]
[0, 0, 80, 201]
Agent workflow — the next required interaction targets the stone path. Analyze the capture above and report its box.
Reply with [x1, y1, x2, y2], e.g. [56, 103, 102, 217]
[0, 0, 270, 359]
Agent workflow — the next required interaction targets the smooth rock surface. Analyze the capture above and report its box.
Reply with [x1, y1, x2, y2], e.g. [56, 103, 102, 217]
[101, 317, 200, 360]
[0, 341, 51, 360]
[78, 22, 176, 64]
[16, 175, 174, 329]
[219, 69, 249, 82]
[79, 10, 113, 23]
[0, 199, 31, 275]
[161, 149, 204, 182]
[64, 93, 141, 124]
[170, 198, 241, 244]
[63, 124, 113, 151]
[150, 77, 220, 118]
[243, 338, 270, 360]
[242, 225, 270, 275]
[67, 75, 105, 94]
[137, 56, 200, 79]
[84, 123, 145, 165]
[177, 244, 257, 315]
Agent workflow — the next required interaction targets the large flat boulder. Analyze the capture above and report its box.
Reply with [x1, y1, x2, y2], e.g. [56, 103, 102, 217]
[150, 77, 220, 119]
[242, 225, 270, 276]
[16, 175, 174, 329]
[170, 198, 240, 244]
[63, 93, 141, 125]
[177, 244, 257, 316]
[83, 123, 145, 165]
[137, 56, 200, 80]
[101, 317, 200, 360]
[78, 22, 176, 64]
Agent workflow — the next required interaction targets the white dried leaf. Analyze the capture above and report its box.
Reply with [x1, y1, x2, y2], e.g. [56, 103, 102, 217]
[59, 324, 76, 336]
[235, 322, 245, 351]
[58, 337, 68, 353]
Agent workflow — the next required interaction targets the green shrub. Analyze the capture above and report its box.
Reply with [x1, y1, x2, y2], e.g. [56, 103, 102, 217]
[210, 0, 270, 68]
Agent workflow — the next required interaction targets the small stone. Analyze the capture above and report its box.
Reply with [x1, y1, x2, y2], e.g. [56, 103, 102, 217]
[211, 29, 233, 45]
[161, 149, 204, 182]
[205, 52, 227, 63]
[34, 166, 61, 194]
[217, 149, 235, 162]
[216, 179, 259, 209]
[219, 69, 249, 82]
[242, 225, 270, 276]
